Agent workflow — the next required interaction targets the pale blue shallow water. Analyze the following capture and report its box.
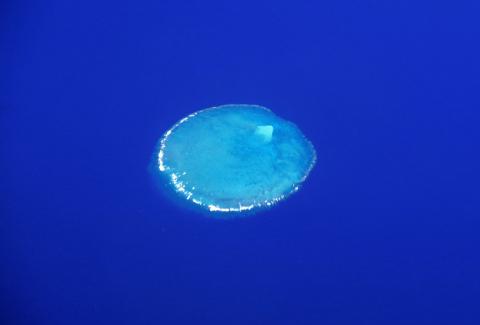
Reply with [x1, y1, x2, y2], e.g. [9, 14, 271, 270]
[156, 104, 316, 213]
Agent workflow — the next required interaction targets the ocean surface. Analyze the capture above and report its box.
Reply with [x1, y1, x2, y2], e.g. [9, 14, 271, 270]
[1, 1, 479, 324]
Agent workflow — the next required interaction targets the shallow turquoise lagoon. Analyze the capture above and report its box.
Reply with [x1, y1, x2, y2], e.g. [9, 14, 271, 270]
[155, 104, 316, 214]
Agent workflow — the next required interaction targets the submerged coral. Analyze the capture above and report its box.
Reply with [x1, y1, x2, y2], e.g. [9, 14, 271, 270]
[155, 104, 316, 214]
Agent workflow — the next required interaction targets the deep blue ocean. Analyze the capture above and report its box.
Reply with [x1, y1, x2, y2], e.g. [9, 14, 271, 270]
[1, 1, 479, 324]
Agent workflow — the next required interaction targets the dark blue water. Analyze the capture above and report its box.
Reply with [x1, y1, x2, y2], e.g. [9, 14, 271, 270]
[2, 1, 479, 324]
